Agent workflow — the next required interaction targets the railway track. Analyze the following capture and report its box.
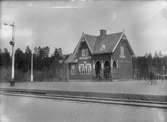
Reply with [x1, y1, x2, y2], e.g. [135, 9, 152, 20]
[0, 88, 167, 109]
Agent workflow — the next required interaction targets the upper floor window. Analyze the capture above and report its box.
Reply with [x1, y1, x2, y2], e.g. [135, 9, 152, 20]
[81, 49, 89, 57]
[120, 46, 125, 58]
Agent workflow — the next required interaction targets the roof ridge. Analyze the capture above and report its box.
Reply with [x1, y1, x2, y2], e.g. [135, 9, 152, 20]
[83, 33, 97, 37]
[83, 31, 123, 37]
[107, 31, 123, 36]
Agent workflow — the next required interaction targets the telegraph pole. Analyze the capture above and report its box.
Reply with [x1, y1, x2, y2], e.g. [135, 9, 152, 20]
[30, 49, 34, 82]
[4, 22, 15, 86]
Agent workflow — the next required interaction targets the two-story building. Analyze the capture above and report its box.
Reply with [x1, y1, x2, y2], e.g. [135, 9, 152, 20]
[65, 29, 134, 80]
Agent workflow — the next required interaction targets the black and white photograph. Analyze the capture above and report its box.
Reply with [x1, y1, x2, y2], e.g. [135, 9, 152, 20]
[0, 0, 167, 122]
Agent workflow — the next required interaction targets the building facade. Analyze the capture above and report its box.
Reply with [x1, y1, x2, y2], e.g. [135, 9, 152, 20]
[65, 29, 134, 80]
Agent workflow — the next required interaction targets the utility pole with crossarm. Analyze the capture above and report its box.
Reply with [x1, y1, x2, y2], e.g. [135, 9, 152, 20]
[4, 22, 15, 86]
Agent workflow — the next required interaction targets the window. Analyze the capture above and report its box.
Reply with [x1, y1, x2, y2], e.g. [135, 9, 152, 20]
[120, 46, 125, 58]
[79, 64, 83, 74]
[71, 65, 76, 75]
[81, 49, 88, 57]
[78, 63, 92, 75]
[86, 64, 92, 74]
[81, 50, 85, 57]
[113, 61, 117, 69]
[85, 49, 89, 57]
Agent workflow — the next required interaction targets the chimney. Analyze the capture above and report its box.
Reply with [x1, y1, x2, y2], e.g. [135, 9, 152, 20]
[100, 29, 107, 37]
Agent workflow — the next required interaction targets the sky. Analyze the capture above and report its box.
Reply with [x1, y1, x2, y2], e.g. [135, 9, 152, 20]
[0, 0, 167, 56]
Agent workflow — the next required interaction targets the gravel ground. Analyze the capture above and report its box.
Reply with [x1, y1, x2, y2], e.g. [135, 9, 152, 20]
[0, 80, 167, 96]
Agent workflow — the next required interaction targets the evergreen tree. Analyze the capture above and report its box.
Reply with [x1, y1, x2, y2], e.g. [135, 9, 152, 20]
[0, 48, 11, 66]
[15, 48, 27, 72]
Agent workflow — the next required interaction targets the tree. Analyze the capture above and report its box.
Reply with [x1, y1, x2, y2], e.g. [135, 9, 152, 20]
[53, 48, 63, 61]
[0, 48, 11, 66]
[25, 46, 32, 54]
[24, 46, 32, 71]
[158, 51, 163, 57]
[39, 46, 50, 58]
[15, 48, 27, 72]
[33, 46, 51, 71]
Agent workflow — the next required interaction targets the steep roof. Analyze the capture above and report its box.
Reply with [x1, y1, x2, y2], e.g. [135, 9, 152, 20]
[66, 30, 134, 63]
[84, 32, 123, 54]
[64, 53, 76, 63]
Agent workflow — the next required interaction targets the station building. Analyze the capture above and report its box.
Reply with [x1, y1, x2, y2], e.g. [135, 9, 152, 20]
[65, 29, 134, 80]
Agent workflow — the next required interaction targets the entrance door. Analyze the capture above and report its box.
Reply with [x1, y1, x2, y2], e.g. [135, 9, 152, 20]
[104, 61, 111, 79]
[95, 61, 101, 79]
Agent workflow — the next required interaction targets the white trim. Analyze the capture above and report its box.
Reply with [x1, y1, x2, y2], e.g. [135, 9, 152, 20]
[73, 32, 84, 56]
[120, 46, 125, 58]
[122, 33, 135, 55]
[93, 60, 95, 69]
[112, 32, 124, 53]
[73, 39, 81, 56]
[112, 32, 135, 56]
[101, 60, 104, 69]
[73, 33, 93, 56]
[110, 58, 113, 68]
[84, 37, 93, 54]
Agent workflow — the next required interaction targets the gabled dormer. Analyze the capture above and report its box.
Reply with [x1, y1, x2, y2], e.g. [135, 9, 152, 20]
[77, 41, 91, 60]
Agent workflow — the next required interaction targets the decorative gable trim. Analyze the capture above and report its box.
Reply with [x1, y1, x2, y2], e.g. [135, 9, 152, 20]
[112, 32, 124, 53]
[124, 36, 135, 55]
[73, 32, 93, 56]
[73, 32, 84, 56]
[84, 37, 93, 54]
[112, 32, 135, 56]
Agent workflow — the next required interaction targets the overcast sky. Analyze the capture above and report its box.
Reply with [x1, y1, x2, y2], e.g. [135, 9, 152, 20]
[0, 0, 167, 56]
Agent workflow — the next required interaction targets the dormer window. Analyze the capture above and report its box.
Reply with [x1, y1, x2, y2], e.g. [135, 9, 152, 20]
[120, 46, 125, 58]
[82, 49, 88, 57]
